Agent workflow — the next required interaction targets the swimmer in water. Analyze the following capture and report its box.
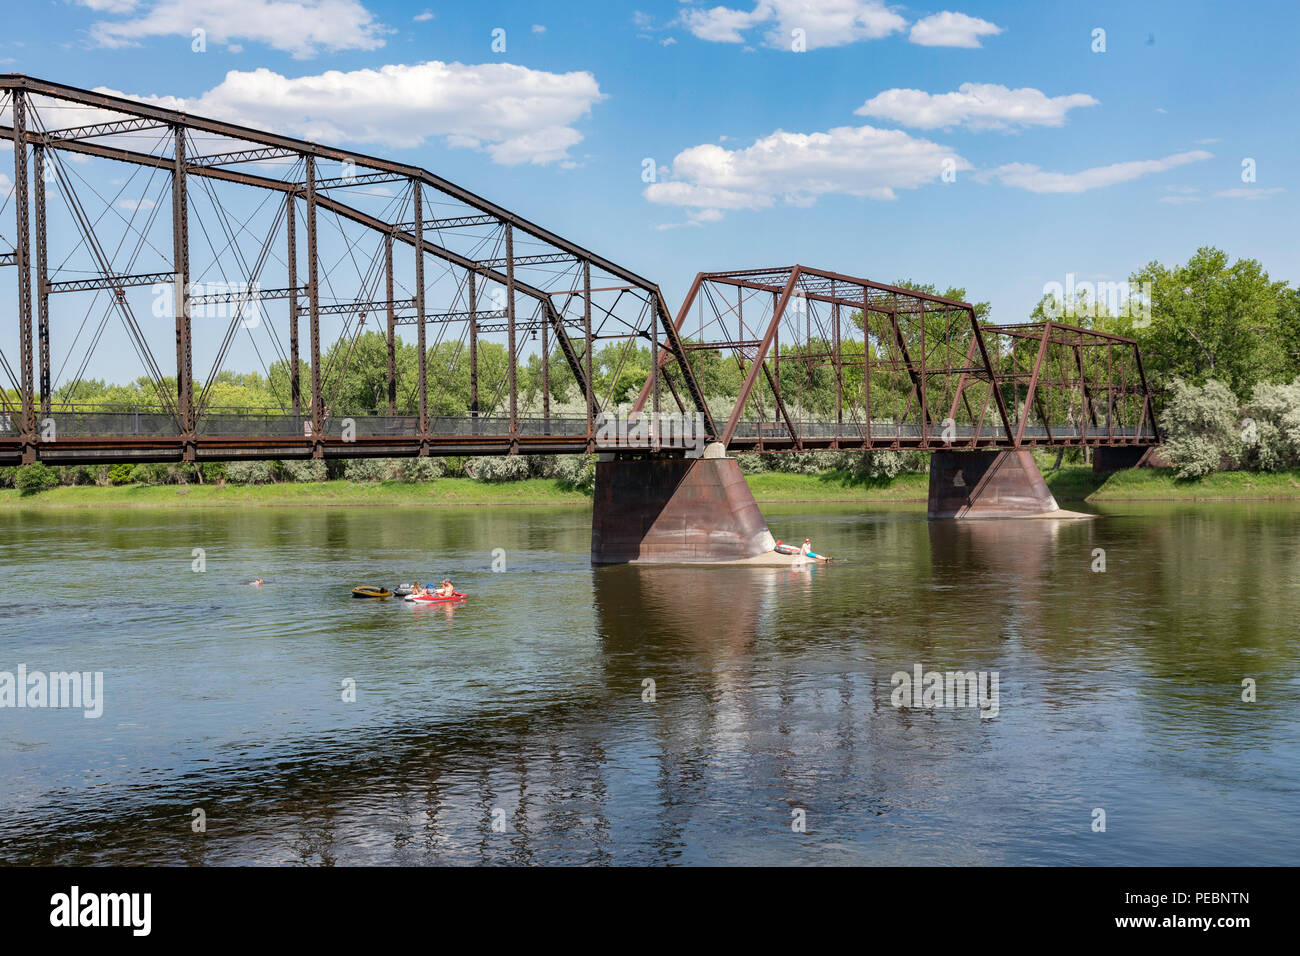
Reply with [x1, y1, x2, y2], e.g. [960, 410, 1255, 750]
[248, 577, 263, 587]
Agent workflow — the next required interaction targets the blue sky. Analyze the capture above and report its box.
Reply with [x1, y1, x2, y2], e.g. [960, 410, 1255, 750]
[2, 0, 1297, 349]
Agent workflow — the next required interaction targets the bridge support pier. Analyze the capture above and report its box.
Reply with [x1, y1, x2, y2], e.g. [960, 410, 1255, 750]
[591, 444, 775, 564]
[928, 449, 1060, 519]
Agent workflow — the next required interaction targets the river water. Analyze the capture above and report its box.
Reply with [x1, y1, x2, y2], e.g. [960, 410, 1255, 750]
[1, 500, 1297, 865]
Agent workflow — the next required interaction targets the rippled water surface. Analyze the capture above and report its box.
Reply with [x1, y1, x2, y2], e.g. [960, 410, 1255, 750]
[1, 500, 1298, 865]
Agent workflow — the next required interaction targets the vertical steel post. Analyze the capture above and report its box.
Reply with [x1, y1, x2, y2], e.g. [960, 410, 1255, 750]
[413, 180, 427, 439]
[33, 143, 50, 421]
[286, 193, 300, 416]
[737, 286, 745, 377]
[505, 224, 517, 440]
[469, 270, 479, 421]
[863, 291, 872, 446]
[1075, 345, 1087, 442]
[385, 232, 396, 415]
[773, 290, 780, 398]
[171, 124, 193, 449]
[1106, 343, 1114, 443]
[583, 261, 593, 442]
[542, 298, 550, 432]
[305, 154, 323, 447]
[13, 92, 35, 454]
[833, 298, 842, 428]
[651, 295, 660, 448]
[918, 300, 928, 446]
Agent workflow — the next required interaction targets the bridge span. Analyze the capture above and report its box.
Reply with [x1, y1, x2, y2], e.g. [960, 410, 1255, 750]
[1, 76, 1161, 562]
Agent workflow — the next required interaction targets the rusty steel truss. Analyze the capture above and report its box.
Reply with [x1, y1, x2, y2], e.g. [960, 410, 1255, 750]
[1, 77, 1157, 467]
[631, 266, 1160, 452]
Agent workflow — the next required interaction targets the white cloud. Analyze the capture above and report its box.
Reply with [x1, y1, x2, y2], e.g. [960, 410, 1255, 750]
[655, 207, 729, 230]
[908, 11, 1002, 48]
[116, 197, 156, 211]
[856, 83, 1098, 131]
[88, 0, 389, 59]
[980, 150, 1213, 194]
[1213, 187, 1283, 200]
[689, 207, 726, 222]
[680, 5, 765, 43]
[103, 61, 605, 165]
[644, 123, 970, 220]
[413, 10, 433, 21]
[76, 0, 139, 12]
[679, 0, 907, 50]
[531, 24, 546, 34]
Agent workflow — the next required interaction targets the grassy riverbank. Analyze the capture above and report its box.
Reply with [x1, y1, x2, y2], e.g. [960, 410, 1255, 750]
[0, 477, 594, 509]
[0, 471, 931, 509]
[759, 466, 1300, 502]
[4, 465, 1300, 509]
[1075, 466, 1300, 501]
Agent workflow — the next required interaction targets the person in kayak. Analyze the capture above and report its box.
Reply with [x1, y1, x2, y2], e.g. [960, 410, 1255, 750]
[436, 579, 455, 598]
[800, 539, 813, 559]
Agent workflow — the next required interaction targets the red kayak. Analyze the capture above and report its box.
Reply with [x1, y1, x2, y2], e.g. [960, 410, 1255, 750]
[406, 592, 467, 604]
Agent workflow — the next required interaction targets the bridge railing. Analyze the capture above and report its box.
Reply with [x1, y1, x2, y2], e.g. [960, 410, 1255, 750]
[3, 391, 1161, 444]
[727, 420, 1156, 442]
[0, 405, 1158, 445]
[0, 407, 601, 440]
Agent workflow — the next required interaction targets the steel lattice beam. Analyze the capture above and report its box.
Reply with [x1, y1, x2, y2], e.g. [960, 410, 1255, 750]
[46, 271, 177, 295]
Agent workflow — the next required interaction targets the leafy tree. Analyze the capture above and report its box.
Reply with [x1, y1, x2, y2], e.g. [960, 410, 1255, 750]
[1130, 247, 1284, 396]
[1159, 378, 1243, 478]
[15, 462, 60, 496]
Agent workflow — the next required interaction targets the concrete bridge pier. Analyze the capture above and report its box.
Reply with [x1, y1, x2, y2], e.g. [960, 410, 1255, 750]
[928, 449, 1061, 519]
[591, 443, 776, 564]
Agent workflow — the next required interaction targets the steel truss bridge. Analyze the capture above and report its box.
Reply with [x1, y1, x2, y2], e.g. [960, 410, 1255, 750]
[0, 76, 1159, 467]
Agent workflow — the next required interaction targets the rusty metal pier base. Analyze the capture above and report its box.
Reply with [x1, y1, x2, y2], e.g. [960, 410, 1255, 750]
[591, 450, 775, 563]
[928, 449, 1061, 519]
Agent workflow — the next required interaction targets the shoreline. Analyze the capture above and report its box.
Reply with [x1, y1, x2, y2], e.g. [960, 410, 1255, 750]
[5, 466, 1300, 509]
